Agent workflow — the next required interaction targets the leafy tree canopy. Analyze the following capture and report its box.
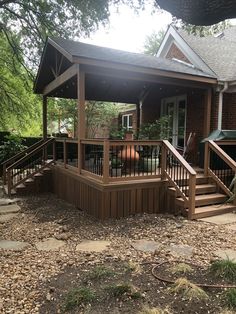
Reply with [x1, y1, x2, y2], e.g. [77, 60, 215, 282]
[0, 0, 148, 134]
[143, 29, 165, 55]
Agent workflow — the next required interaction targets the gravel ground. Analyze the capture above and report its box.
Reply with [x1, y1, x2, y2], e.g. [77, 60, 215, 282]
[0, 192, 236, 313]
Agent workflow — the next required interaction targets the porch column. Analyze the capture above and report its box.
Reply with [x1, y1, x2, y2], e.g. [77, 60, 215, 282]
[77, 67, 86, 173]
[43, 96, 47, 140]
[203, 88, 212, 138]
[136, 102, 141, 138]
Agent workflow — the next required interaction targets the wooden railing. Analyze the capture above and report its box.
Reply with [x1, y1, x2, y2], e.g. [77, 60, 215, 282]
[54, 138, 78, 168]
[204, 140, 236, 196]
[162, 140, 196, 219]
[2, 139, 44, 185]
[6, 138, 55, 195]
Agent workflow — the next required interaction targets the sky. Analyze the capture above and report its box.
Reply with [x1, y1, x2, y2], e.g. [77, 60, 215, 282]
[82, 3, 172, 53]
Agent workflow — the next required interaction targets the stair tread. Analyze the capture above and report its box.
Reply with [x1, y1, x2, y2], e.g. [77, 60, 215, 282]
[194, 203, 235, 214]
[25, 178, 34, 183]
[195, 193, 227, 201]
[168, 184, 215, 192]
[16, 183, 26, 188]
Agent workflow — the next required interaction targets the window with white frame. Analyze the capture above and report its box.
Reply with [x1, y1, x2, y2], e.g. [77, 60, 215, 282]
[122, 114, 133, 130]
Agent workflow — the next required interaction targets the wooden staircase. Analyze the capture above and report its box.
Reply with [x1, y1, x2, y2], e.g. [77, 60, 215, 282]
[2, 138, 55, 196]
[168, 170, 236, 219]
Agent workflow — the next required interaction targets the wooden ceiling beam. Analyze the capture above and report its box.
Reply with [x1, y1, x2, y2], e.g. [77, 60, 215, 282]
[43, 64, 79, 96]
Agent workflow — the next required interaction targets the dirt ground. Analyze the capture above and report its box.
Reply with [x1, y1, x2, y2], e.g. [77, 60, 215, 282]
[1, 192, 236, 313]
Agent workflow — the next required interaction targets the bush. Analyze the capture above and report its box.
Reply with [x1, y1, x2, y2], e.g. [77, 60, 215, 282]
[224, 288, 236, 309]
[0, 134, 26, 164]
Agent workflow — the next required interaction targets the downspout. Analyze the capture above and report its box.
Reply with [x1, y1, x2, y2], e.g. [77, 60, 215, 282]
[217, 82, 228, 130]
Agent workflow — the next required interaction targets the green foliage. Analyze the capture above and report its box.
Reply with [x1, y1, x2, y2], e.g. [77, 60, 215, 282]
[109, 126, 127, 139]
[224, 288, 236, 309]
[106, 283, 142, 299]
[86, 266, 115, 280]
[86, 101, 119, 138]
[178, 20, 232, 37]
[209, 258, 236, 281]
[139, 116, 171, 140]
[143, 29, 165, 55]
[64, 287, 96, 311]
[0, 134, 26, 164]
[111, 158, 122, 168]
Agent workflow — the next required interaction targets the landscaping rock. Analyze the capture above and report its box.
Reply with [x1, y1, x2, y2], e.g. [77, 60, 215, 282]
[35, 238, 66, 251]
[0, 198, 19, 206]
[0, 204, 20, 214]
[226, 224, 236, 231]
[76, 240, 111, 252]
[0, 240, 29, 251]
[131, 239, 161, 252]
[214, 249, 236, 261]
[168, 244, 194, 258]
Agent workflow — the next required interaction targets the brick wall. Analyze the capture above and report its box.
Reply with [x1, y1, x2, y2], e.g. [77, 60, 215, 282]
[222, 93, 236, 129]
[166, 42, 192, 64]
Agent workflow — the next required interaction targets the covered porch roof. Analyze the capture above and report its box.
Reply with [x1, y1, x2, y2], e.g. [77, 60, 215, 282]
[34, 37, 217, 103]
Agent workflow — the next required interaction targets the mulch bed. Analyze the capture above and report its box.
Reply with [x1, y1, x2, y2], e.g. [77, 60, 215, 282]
[38, 260, 228, 314]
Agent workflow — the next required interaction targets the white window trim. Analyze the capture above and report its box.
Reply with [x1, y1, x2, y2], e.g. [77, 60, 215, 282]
[122, 114, 133, 130]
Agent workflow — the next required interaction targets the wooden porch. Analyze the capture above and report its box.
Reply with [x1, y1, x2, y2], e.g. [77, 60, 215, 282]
[2, 137, 236, 220]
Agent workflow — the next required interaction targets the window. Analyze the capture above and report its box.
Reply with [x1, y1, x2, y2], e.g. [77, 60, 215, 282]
[122, 114, 133, 130]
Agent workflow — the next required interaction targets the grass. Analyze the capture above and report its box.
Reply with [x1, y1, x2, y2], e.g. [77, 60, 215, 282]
[139, 305, 173, 314]
[106, 283, 142, 299]
[169, 263, 193, 275]
[64, 287, 96, 311]
[125, 261, 142, 273]
[86, 265, 115, 280]
[224, 288, 236, 309]
[170, 278, 208, 301]
[209, 258, 236, 281]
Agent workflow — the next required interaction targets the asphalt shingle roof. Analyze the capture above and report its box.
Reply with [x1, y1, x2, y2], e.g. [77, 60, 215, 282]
[51, 37, 215, 79]
[179, 26, 236, 81]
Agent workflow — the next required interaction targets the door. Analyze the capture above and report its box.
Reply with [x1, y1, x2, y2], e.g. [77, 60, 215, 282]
[161, 95, 187, 149]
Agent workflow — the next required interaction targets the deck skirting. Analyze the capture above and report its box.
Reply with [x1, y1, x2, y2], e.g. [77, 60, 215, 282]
[52, 165, 168, 219]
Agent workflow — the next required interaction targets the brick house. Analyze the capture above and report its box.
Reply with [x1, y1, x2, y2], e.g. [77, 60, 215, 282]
[153, 25, 236, 153]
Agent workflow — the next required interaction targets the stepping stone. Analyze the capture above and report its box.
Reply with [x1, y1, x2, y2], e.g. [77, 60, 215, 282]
[168, 244, 193, 258]
[132, 240, 161, 253]
[35, 238, 66, 251]
[0, 240, 29, 251]
[0, 204, 20, 215]
[76, 240, 111, 253]
[199, 213, 236, 225]
[0, 213, 18, 223]
[0, 198, 19, 206]
[215, 249, 236, 261]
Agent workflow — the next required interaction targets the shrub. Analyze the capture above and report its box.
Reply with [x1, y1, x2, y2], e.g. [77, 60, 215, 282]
[64, 287, 95, 311]
[209, 258, 236, 281]
[170, 278, 208, 300]
[0, 134, 26, 164]
[224, 288, 236, 309]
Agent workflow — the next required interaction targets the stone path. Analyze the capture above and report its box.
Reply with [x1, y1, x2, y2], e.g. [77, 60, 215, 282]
[199, 213, 236, 225]
[132, 240, 161, 253]
[214, 249, 236, 261]
[35, 238, 66, 251]
[0, 240, 29, 251]
[76, 240, 111, 252]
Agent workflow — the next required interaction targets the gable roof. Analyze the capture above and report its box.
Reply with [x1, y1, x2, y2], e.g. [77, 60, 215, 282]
[34, 37, 216, 94]
[158, 25, 236, 81]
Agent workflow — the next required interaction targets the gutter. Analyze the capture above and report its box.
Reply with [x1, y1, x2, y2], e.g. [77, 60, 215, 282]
[217, 82, 228, 130]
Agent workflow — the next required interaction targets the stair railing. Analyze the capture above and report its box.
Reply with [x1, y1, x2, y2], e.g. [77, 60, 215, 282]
[6, 138, 55, 196]
[2, 139, 45, 186]
[162, 140, 196, 219]
[204, 140, 236, 197]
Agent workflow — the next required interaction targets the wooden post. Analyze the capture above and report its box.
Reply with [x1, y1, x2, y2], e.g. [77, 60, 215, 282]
[63, 139, 67, 168]
[203, 88, 211, 138]
[188, 173, 196, 219]
[43, 96, 47, 140]
[7, 170, 12, 196]
[204, 141, 209, 176]
[103, 139, 110, 183]
[136, 103, 140, 138]
[161, 142, 167, 180]
[77, 68, 86, 174]
[53, 140, 56, 163]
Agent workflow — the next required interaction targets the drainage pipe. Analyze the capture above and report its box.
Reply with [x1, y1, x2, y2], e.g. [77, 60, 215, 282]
[217, 82, 228, 130]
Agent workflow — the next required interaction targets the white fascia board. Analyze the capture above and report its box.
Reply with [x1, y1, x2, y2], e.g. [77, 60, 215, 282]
[157, 26, 215, 76]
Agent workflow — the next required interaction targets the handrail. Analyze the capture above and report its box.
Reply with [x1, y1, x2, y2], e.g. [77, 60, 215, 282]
[163, 140, 197, 175]
[1, 138, 44, 167]
[55, 138, 78, 144]
[205, 140, 236, 197]
[208, 140, 236, 172]
[7, 138, 54, 170]
[6, 138, 55, 196]
[162, 140, 196, 219]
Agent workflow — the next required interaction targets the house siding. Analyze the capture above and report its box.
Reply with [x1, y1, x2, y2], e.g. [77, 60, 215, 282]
[166, 42, 192, 64]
